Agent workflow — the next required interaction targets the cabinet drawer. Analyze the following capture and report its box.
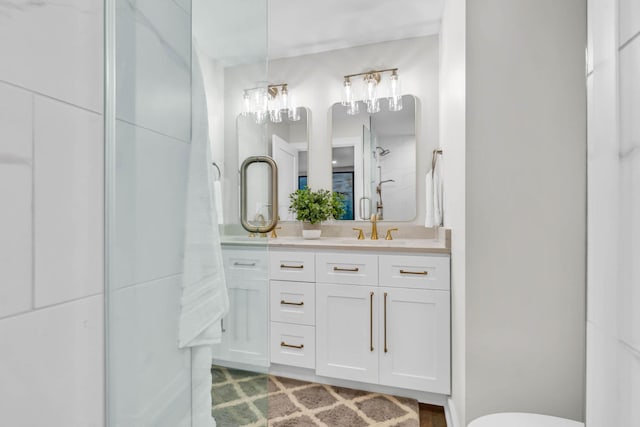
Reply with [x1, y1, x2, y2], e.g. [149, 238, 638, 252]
[223, 248, 268, 279]
[379, 255, 450, 290]
[315, 252, 378, 286]
[269, 250, 315, 282]
[270, 281, 315, 326]
[270, 322, 315, 369]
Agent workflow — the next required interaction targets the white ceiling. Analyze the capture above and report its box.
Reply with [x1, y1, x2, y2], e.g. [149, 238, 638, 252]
[193, 0, 444, 65]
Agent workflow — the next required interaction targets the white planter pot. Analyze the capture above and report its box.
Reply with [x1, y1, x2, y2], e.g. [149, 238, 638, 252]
[302, 229, 322, 240]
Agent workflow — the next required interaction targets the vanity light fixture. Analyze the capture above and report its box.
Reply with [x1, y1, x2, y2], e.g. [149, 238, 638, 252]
[242, 83, 300, 124]
[341, 68, 402, 114]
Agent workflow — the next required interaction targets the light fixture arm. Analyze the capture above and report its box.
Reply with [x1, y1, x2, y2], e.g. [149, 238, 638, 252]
[343, 67, 398, 80]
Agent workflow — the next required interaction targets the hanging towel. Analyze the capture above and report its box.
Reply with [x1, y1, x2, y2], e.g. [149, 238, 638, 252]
[425, 152, 444, 228]
[179, 47, 228, 349]
[425, 171, 435, 227]
[179, 45, 229, 427]
[213, 180, 224, 225]
[433, 155, 444, 226]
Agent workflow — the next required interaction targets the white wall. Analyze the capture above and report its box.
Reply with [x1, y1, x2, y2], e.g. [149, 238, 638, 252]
[220, 36, 440, 225]
[109, 0, 194, 425]
[0, 1, 104, 425]
[586, 0, 640, 425]
[465, 0, 587, 423]
[439, 0, 466, 424]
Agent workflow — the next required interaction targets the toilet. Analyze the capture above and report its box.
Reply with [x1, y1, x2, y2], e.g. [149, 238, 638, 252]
[468, 412, 585, 427]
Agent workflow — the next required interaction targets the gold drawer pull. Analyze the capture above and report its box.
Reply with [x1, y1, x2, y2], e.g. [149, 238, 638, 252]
[333, 266, 359, 272]
[384, 292, 388, 353]
[234, 262, 256, 267]
[281, 341, 304, 349]
[370, 291, 374, 352]
[280, 264, 304, 269]
[280, 300, 304, 306]
[400, 269, 429, 276]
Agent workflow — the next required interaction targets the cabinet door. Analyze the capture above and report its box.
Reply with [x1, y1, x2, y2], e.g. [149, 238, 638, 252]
[379, 287, 450, 394]
[213, 277, 269, 368]
[316, 284, 378, 384]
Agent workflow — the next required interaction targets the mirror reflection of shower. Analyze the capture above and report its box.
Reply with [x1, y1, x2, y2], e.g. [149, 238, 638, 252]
[375, 146, 391, 157]
[374, 146, 394, 220]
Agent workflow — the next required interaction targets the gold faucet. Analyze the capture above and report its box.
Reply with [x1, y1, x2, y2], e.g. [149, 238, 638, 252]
[385, 228, 398, 240]
[352, 227, 365, 240]
[270, 226, 282, 238]
[253, 213, 267, 237]
[370, 214, 379, 240]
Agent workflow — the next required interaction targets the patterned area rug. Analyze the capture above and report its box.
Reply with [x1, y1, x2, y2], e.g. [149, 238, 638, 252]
[212, 366, 420, 426]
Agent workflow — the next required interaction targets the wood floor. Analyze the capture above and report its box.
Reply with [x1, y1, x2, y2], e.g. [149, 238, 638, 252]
[419, 403, 447, 427]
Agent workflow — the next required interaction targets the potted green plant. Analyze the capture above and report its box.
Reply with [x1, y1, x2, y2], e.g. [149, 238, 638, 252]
[289, 188, 346, 239]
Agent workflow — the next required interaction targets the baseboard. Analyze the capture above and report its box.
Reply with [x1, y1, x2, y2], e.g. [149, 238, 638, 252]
[445, 397, 461, 427]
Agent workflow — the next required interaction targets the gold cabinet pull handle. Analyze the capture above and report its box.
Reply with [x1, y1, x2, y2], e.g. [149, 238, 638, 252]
[384, 292, 388, 353]
[280, 300, 304, 306]
[400, 269, 428, 275]
[280, 264, 304, 269]
[370, 291, 374, 352]
[234, 262, 256, 267]
[333, 266, 360, 272]
[281, 341, 304, 349]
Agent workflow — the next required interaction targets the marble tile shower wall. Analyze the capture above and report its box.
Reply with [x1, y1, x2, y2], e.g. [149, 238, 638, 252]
[587, 0, 640, 426]
[0, 1, 105, 426]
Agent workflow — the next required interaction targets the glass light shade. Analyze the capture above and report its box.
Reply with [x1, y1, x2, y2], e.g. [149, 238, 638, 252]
[242, 92, 251, 117]
[342, 79, 353, 106]
[254, 109, 267, 124]
[288, 106, 300, 121]
[253, 89, 267, 113]
[280, 86, 289, 111]
[365, 76, 380, 114]
[388, 72, 403, 111]
[366, 97, 380, 114]
[270, 108, 282, 123]
[347, 100, 360, 115]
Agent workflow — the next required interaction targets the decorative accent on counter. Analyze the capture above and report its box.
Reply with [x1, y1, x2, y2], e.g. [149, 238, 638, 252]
[288, 188, 346, 239]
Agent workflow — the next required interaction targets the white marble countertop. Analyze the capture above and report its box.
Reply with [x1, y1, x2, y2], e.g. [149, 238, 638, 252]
[220, 235, 450, 254]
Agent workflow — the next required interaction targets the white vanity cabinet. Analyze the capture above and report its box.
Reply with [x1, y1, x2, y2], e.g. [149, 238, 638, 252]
[316, 283, 379, 383]
[265, 245, 450, 397]
[269, 250, 317, 369]
[314, 251, 451, 395]
[214, 246, 269, 368]
[378, 286, 450, 393]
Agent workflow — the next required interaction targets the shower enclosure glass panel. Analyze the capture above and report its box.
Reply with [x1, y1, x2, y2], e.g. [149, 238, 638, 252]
[106, 0, 270, 425]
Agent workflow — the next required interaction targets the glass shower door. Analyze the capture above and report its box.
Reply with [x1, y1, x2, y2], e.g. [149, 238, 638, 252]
[105, 0, 270, 425]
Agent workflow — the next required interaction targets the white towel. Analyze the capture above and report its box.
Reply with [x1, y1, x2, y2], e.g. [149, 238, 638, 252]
[433, 156, 444, 226]
[425, 155, 444, 227]
[179, 46, 229, 426]
[179, 47, 228, 349]
[425, 171, 435, 227]
[213, 180, 224, 225]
